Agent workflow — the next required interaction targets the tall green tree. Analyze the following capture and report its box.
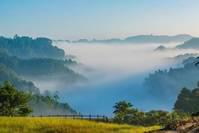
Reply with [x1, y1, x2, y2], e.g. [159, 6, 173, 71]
[113, 101, 133, 123]
[0, 81, 32, 116]
[174, 87, 199, 113]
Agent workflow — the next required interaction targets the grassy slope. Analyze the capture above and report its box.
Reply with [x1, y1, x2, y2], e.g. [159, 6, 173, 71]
[0, 117, 160, 133]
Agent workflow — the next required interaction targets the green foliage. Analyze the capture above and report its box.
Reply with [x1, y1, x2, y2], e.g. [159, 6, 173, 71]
[113, 101, 133, 123]
[0, 81, 32, 116]
[144, 110, 188, 126]
[0, 82, 76, 116]
[174, 85, 199, 114]
[113, 101, 189, 126]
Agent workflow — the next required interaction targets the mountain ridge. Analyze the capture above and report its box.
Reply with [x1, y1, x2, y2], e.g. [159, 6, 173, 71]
[57, 34, 193, 44]
[176, 37, 199, 49]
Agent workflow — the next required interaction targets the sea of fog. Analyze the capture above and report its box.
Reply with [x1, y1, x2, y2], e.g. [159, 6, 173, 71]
[53, 42, 199, 116]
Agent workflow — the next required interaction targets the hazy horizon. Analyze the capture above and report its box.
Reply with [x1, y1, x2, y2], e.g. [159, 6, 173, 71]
[0, 33, 195, 41]
[1, 0, 199, 40]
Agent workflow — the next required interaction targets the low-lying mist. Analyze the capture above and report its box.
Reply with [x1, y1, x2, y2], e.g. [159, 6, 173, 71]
[52, 42, 199, 116]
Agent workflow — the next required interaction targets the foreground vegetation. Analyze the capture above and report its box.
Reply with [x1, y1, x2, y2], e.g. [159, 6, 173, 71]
[174, 85, 199, 114]
[0, 117, 160, 133]
[112, 82, 199, 126]
[0, 81, 76, 116]
[113, 101, 190, 126]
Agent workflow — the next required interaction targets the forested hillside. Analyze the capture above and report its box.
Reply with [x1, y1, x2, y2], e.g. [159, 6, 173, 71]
[0, 51, 84, 87]
[0, 64, 39, 94]
[0, 36, 83, 115]
[0, 35, 65, 59]
[144, 56, 199, 97]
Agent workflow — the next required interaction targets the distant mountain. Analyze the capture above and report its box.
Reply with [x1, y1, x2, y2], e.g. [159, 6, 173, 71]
[73, 38, 122, 44]
[154, 45, 167, 51]
[124, 34, 192, 44]
[176, 38, 199, 49]
[73, 39, 90, 43]
[170, 53, 198, 62]
[54, 39, 71, 43]
[70, 34, 192, 44]
[0, 35, 65, 59]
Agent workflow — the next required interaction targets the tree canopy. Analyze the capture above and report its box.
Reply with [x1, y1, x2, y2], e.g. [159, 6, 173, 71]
[0, 81, 32, 116]
[174, 84, 199, 114]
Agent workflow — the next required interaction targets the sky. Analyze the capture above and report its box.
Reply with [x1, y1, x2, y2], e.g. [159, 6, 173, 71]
[0, 0, 199, 40]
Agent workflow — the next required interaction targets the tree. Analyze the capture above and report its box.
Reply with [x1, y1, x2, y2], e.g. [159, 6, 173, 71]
[174, 87, 198, 113]
[0, 81, 32, 116]
[113, 101, 133, 123]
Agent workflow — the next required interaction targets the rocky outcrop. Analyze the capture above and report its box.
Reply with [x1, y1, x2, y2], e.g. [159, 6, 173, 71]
[151, 117, 199, 133]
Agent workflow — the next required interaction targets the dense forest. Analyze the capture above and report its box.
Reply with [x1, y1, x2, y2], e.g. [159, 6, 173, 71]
[0, 81, 77, 116]
[144, 56, 199, 98]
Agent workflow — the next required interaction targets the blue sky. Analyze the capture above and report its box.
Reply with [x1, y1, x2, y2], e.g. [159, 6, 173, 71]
[0, 0, 199, 39]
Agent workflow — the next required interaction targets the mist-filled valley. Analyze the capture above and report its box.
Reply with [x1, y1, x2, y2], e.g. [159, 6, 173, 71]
[1, 35, 199, 116]
[54, 41, 199, 116]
